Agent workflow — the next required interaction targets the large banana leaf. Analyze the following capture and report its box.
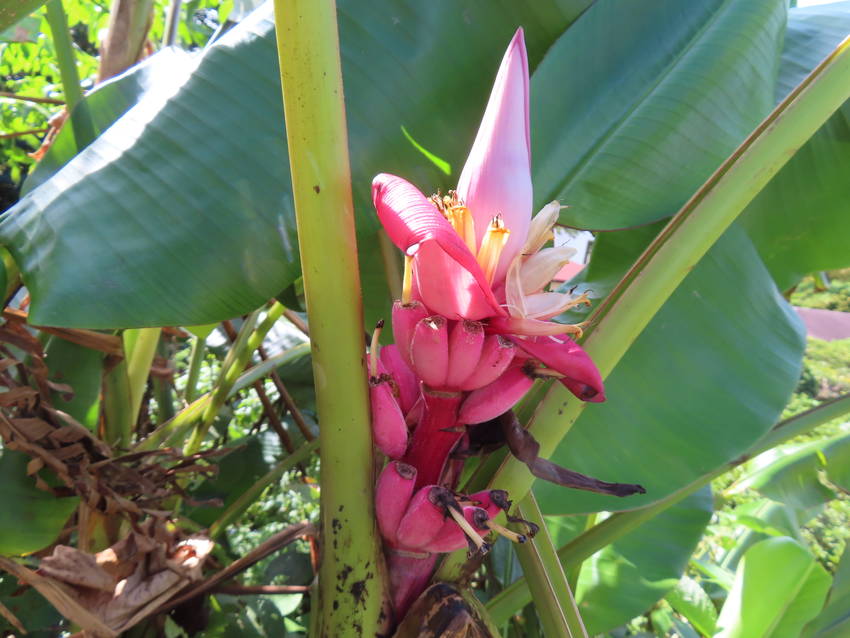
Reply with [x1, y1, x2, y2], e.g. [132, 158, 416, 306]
[0, 0, 592, 329]
[533, 0, 786, 230]
[716, 537, 831, 638]
[547, 487, 712, 635]
[741, 2, 850, 290]
[732, 429, 850, 510]
[535, 224, 805, 515]
[0, 0, 49, 34]
[803, 543, 850, 638]
[21, 47, 195, 195]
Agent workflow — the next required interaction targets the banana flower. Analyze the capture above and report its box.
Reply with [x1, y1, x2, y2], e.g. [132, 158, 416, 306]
[372, 29, 604, 405]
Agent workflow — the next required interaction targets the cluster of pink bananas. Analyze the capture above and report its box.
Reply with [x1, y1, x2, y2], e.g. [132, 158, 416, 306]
[368, 29, 605, 617]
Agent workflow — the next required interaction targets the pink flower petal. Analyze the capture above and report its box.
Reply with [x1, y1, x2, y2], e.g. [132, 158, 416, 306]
[373, 174, 503, 318]
[489, 315, 579, 336]
[413, 241, 501, 320]
[510, 335, 605, 402]
[456, 28, 532, 283]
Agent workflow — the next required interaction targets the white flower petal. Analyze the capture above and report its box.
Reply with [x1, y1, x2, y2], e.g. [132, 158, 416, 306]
[519, 245, 576, 294]
[523, 201, 560, 254]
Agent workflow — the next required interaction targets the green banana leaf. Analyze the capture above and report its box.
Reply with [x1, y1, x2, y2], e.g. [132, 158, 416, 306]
[546, 487, 712, 635]
[717, 499, 806, 573]
[803, 542, 850, 638]
[0, 449, 79, 555]
[44, 337, 104, 430]
[716, 536, 831, 638]
[534, 0, 786, 230]
[21, 47, 196, 195]
[666, 575, 718, 637]
[0, 0, 49, 34]
[741, 2, 850, 290]
[730, 429, 850, 510]
[0, 0, 592, 329]
[535, 224, 805, 515]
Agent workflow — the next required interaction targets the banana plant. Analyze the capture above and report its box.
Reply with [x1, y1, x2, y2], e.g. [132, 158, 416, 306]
[1, 0, 850, 636]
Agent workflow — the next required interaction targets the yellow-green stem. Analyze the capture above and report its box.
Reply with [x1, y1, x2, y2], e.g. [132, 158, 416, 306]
[513, 492, 587, 638]
[134, 341, 309, 453]
[438, 32, 850, 583]
[273, 1, 384, 635]
[184, 334, 206, 403]
[184, 304, 285, 454]
[124, 327, 161, 426]
[44, 0, 95, 146]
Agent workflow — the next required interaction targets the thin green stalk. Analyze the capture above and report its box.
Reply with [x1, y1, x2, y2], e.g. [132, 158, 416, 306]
[209, 439, 319, 539]
[513, 492, 588, 638]
[133, 342, 309, 453]
[184, 304, 286, 453]
[124, 327, 161, 426]
[184, 334, 206, 403]
[44, 0, 95, 146]
[154, 336, 176, 423]
[103, 328, 159, 449]
[485, 394, 850, 623]
[438, 32, 850, 583]
[273, 1, 383, 635]
[102, 359, 133, 447]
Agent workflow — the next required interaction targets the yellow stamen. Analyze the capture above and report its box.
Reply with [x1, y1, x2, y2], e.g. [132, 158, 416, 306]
[531, 367, 565, 379]
[477, 216, 511, 284]
[431, 191, 477, 253]
[369, 320, 384, 378]
[486, 520, 527, 543]
[402, 255, 413, 304]
[448, 507, 488, 551]
[453, 205, 477, 254]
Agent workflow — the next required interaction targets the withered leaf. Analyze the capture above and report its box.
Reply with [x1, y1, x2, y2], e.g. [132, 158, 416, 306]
[0, 357, 20, 373]
[12, 417, 55, 440]
[1, 525, 214, 638]
[0, 386, 39, 408]
[39, 545, 117, 592]
[497, 411, 646, 498]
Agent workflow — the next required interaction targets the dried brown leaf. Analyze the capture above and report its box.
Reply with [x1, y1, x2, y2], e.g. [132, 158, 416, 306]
[39, 546, 116, 592]
[12, 417, 55, 440]
[0, 386, 38, 408]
